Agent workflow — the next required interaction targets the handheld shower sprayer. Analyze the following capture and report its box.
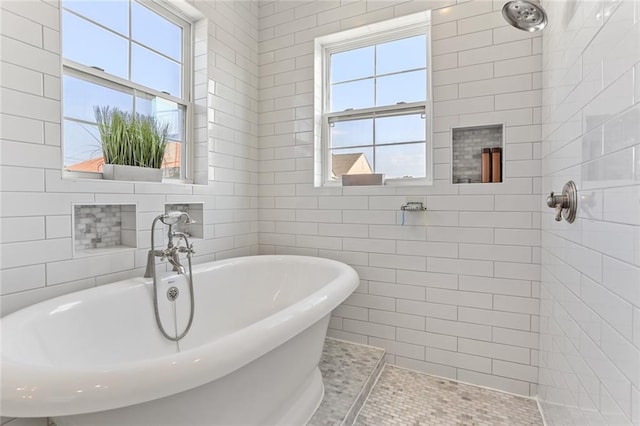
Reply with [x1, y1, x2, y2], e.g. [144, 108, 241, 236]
[145, 210, 197, 341]
[159, 210, 196, 226]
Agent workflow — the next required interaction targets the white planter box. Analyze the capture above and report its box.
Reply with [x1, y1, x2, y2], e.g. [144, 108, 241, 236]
[102, 164, 163, 182]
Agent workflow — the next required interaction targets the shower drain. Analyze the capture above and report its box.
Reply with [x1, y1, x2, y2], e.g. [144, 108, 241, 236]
[167, 286, 179, 301]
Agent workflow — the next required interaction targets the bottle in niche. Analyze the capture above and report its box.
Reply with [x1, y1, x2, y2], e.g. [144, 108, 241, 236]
[481, 148, 491, 183]
[491, 147, 502, 183]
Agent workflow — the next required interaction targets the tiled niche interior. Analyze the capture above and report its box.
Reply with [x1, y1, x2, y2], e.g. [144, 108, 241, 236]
[164, 203, 204, 239]
[73, 204, 137, 255]
[451, 124, 503, 184]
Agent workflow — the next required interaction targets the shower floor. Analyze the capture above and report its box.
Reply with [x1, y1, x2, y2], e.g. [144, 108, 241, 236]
[315, 338, 543, 426]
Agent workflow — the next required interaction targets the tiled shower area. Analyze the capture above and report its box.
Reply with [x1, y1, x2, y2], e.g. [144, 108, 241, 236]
[314, 338, 543, 425]
[1, 0, 639, 425]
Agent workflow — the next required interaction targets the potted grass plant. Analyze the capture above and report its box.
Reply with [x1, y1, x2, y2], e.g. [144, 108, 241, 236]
[95, 106, 169, 182]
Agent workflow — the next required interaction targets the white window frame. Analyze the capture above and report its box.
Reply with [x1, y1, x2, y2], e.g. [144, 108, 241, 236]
[61, 0, 193, 182]
[314, 12, 432, 187]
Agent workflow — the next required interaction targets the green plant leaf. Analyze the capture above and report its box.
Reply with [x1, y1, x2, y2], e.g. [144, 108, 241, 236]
[94, 106, 169, 169]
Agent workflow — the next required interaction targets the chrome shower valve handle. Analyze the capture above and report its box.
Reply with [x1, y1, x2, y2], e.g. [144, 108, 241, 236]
[546, 192, 565, 221]
[546, 180, 577, 223]
[178, 244, 195, 255]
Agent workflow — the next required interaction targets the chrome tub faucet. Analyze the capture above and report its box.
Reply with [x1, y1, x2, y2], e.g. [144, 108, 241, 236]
[144, 212, 195, 278]
[145, 211, 197, 341]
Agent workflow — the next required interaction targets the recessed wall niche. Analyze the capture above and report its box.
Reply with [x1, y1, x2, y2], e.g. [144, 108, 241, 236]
[73, 204, 137, 255]
[451, 124, 504, 184]
[164, 203, 204, 239]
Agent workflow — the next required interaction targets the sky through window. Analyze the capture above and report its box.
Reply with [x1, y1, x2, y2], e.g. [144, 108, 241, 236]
[328, 34, 428, 180]
[62, 0, 186, 178]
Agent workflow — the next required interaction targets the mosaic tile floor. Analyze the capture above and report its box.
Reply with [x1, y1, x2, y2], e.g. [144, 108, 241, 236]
[310, 338, 386, 426]
[353, 365, 543, 426]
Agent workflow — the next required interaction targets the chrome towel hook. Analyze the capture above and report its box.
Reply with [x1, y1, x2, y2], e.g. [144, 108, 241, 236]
[546, 180, 577, 223]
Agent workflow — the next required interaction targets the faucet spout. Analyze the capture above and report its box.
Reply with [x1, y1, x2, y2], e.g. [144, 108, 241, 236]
[167, 251, 186, 274]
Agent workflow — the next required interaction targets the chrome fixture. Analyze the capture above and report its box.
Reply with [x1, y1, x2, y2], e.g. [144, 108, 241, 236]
[167, 286, 179, 301]
[502, 0, 548, 32]
[547, 181, 577, 223]
[146, 211, 196, 341]
[400, 201, 426, 226]
[400, 201, 426, 211]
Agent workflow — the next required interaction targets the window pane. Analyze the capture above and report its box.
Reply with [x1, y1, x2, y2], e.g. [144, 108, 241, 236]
[375, 114, 425, 144]
[63, 75, 133, 123]
[331, 46, 374, 83]
[376, 35, 426, 75]
[331, 79, 374, 112]
[63, 120, 103, 170]
[132, 1, 182, 62]
[375, 143, 425, 178]
[131, 43, 181, 97]
[330, 147, 374, 179]
[62, 11, 128, 79]
[330, 118, 373, 149]
[162, 141, 183, 179]
[63, 0, 129, 36]
[136, 96, 185, 142]
[376, 70, 426, 106]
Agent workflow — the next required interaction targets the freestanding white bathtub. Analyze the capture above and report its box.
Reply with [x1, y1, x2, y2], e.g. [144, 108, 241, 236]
[1, 255, 359, 425]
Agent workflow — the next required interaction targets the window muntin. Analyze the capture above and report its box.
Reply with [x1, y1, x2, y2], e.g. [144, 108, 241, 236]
[62, 10, 129, 79]
[62, 72, 187, 178]
[61, 0, 190, 180]
[325, 33, 429, 182]
[328, 109, 427, 180]
[330, 46, 373, 83]
[130, 43, 182, 97]
[63, 1, 129, 37]
[376, 35, 426, 74]
[131, 1, 182, 62]
[329, 35, 427, 112]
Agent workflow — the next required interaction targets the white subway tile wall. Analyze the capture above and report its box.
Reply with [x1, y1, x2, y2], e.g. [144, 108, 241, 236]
[6, 1, 636, 418]
[0, 0, 259, 314]
[538, 0, 640, 424]
[259, 0, 542, 396]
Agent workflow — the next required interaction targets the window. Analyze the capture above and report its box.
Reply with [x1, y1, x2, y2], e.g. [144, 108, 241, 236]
[61, 0, 191, 180]
[314, 13, 432, 186]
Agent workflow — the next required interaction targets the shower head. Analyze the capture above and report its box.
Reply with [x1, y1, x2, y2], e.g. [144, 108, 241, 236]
[502, 0, 548, 32]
